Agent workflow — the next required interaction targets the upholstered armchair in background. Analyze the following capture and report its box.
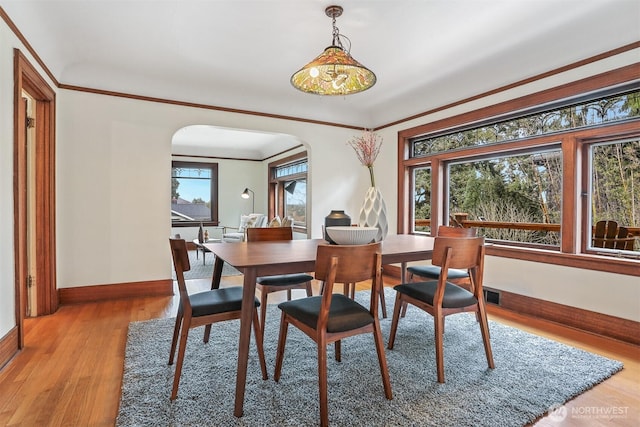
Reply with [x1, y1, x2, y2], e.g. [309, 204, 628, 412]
[222, 213, 268, 242]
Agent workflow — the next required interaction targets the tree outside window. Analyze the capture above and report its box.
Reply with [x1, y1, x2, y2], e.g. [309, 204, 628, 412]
[406, 84, 640, 262]
[588, 139, 640, 252]
[413, 167, 431, 233]
[448, 149, 562, 247]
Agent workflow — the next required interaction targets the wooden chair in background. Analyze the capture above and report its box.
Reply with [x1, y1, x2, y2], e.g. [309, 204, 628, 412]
[274, 242, 392, 427]
[401, 226, 477, 317]
[168, 238, 267, 400]
[592, 220, 635, 250]
[407, 225, 477, 284]
[245, 227, 314, 338]
[388, 236, 494, 383]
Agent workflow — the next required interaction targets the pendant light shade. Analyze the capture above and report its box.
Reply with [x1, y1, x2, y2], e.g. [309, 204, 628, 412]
[291, 5, 376, 96]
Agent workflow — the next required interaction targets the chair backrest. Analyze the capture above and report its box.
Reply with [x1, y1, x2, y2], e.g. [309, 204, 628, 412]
[592, 220, 635, 250]
[593, 220, 618, 248]
[169, 238, 191, 274]
[315, 243, 383, 316]
[615, 227, 636, 250]
[246, 226, 293, 242]
[438, 225, 476, 237]
[432, 236, 485, 297]
[169, 238, 192, 310]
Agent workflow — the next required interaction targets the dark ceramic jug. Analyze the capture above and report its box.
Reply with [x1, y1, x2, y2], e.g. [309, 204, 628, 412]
[324, 210, 351, 243]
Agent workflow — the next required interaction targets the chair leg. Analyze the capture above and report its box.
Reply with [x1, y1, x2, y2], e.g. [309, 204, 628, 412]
[171, 316, 191, 400]
[373, 319, 393, 399]
[476, 301, 495, 369]
[203, 324, 212, 343]
[317, 336, 329, 427]
[378, 276, 387, 318]
[387, 293, 403, 350]
[260, 287, 269, 340]
[434, 312, 445, 383]
[286, 289, 292, 301]
[400, 272, 416, 318]
[400, 300, 408, 318]
[168, 307, 183, 365]
[334, 340, 341, 362]
[252, 307, 268, 380]
[274, 312, 289, 382]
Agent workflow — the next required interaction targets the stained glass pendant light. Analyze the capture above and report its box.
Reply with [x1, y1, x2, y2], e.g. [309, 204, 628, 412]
[290, 5, 376, 96]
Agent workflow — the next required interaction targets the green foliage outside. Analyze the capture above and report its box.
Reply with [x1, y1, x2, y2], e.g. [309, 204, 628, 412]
[412, 90, 640, 250]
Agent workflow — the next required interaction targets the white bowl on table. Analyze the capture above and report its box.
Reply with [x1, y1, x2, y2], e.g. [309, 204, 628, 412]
[325, 226, 378, 245]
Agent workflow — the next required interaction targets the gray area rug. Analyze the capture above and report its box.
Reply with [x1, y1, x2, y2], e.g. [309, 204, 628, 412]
[117, 289, 622, 426]
[172, 249, 241, 280]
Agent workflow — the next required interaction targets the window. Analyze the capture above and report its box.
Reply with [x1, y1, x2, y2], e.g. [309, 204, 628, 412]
[283, 178, 307, 226]
[586, 138, 640, 254]
[269, 153, 308, 231]
[413, 167, 431, 233]
[171, 161, 218, 226]
[447, 149, 562, 248]
[412, 88, 640, 156]
[399, 71, 640, 274]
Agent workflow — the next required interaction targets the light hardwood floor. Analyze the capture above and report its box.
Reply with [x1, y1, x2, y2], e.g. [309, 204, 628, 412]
[0, 274, 638, 426]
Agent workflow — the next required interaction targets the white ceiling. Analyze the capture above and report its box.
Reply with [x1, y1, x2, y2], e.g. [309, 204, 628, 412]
[172, 125, 300, 159]
[2, 0, 639, 159]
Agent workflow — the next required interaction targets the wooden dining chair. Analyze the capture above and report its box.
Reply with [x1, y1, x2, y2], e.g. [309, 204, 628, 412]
[245, 227, 314, 337]
[168, 238, 267, 400]
[274, 242, 392, 427]
[322, 269, 388, 318]
[400, 226, 477, 317]
[407, 225, 477, 285]
[388, 236, 494, 383]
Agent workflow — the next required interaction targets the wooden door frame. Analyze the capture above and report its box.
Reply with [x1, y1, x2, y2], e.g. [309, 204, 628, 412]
[13, 49, 57, 347]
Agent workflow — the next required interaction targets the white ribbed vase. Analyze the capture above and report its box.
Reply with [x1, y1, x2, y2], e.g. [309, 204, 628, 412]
[358, 187, 388, 242]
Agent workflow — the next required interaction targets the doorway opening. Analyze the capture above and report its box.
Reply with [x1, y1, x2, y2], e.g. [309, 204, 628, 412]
[14, 49, 57, 347]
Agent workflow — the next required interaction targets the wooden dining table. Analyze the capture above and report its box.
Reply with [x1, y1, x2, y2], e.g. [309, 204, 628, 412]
[204, 233, 435, 418]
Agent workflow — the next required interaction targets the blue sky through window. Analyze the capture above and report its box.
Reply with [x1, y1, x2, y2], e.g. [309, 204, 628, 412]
[176, 178, 210, 203]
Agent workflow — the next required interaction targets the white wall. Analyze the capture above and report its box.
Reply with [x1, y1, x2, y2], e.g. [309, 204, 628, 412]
[1, 14, 638, 344]
[0, 22, 59, 340]
[0, 20, 18, 339]
[55, 89, 364, 289]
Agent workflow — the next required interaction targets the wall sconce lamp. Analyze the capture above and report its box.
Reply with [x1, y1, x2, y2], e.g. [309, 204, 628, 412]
[241, 187, 255, 213]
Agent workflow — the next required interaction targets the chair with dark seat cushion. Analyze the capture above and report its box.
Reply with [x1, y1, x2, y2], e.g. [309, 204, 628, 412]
[388, 236, 494, 383]
[407, 225, 476, 285]
[274, 242, 392, 427]
[402, 226, 476, 317]
[168, 238, 267, 400]
[245, 227, 314, 338]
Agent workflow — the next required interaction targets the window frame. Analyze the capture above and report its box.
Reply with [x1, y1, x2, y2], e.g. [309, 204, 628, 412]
[443, 144, 564, 249]
[171, 161, 219, 227]
[581, 136, 640, 256]
[397, 67, 640, 276]
[268, 152, 308, 233]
